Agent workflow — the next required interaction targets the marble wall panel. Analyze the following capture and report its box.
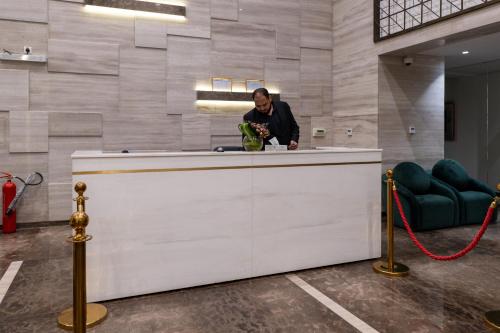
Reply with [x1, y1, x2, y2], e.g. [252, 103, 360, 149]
[210, 115, 242, 136]
[0, 151, 49, 224]
[211, 20, 276, 57]
[0, 20, 48, 58]
[0, 112, 8, 147]
[167, 36, 211, 79]
[238, 0, 300, 59]
[332, 115, 378, 149]
[0, 70, 29, 112]
[103, 114, 182, 151]
[332, 0, 376, 117]
[30, 72, 119, 113]
[49, 136, 103, 183]
[134, 18, 167, 49]
[300, 48, 332, 117]
[296, 116, 311, 149]
[167, 78, 198, 115]
[310, 116, 334, 148]
[48, 39, 119, 75]
[119, 47, 167, 114]
[166, 0, 211, 39]
[332, 57, 378, 117]
[48, 182, 72, 221]
[9, 112, 48, 153]
[332, 0, 378, 150]
[378, 55, 444, 170]
[264, 58, 300, 98]
[276, 26, 301, 60]
[0, 0, 48, 23]
[48, 112, 103, 137]
[167, 36, 211, 115]
[211, 135, 242, 149]
[300, 0, 333, 50]
[211, 0, 238, 21]
[49, 0, 134, 46]
[283, 96, 301, 119]
[0, 21, 48, 72]
[182, 114, 211, 150]
[210, 52, 264, 82]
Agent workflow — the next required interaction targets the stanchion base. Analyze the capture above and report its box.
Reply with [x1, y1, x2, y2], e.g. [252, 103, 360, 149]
[372, 260, 410, 277]
[485, 311, 500, 331]
[57, 303, 108, 330]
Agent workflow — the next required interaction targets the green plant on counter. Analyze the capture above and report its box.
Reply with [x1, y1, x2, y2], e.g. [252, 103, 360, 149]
[238, 122, 267, 151]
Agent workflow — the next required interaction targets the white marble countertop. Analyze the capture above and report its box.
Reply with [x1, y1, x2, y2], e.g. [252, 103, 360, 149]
[72, 147, 382, 159]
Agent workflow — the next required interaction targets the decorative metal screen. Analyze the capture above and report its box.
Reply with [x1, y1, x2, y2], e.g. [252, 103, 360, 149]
[375, 0, 500, 41]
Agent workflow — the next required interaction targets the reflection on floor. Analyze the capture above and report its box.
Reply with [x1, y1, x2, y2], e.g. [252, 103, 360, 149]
[1, 222, 499, 333]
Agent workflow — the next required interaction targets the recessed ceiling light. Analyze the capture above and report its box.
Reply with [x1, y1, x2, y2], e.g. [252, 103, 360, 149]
[462, 50, 470, 55]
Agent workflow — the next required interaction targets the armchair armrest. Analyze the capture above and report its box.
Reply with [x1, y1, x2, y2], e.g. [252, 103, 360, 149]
[468, 178, 495, 197]
[392, 180, 421, 228]
[430, 179, 459, 203]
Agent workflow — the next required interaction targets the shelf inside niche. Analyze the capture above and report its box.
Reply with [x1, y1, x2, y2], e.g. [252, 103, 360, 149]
[0, 53, 47, 63]
[196, 91, 280, 102]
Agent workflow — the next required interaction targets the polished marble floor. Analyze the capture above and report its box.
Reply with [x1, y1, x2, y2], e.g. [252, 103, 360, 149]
[1, 221, 500, 333]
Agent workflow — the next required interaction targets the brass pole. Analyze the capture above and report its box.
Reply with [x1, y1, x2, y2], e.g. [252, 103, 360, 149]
[387, 173, 394, 271]
[373, 169, 410, 277]
[57, 182, 108, 331]
[484, 184, 500, 331]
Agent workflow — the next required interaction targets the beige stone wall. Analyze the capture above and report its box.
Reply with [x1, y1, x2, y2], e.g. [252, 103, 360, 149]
[0, 0, 334, 223]
[2, 0, 500, 223]
[333, 0, 500, 174]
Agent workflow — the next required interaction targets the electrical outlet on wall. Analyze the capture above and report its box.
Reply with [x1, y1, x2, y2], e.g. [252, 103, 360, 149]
[409, 126, 416, 134]
[346, 128, 353, 136]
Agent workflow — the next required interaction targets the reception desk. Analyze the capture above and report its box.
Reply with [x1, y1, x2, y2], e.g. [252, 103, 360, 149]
[72, 148, 382, 302]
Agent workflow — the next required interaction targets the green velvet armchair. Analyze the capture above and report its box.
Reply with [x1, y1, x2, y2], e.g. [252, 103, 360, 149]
[384, 162, 460, 231]
[432, 159, 498, 225]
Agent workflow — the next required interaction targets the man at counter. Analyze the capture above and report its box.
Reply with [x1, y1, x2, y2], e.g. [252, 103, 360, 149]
[243, 88, 300, 150]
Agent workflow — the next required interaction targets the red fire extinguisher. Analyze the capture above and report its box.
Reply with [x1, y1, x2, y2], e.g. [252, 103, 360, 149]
[2, 172, 16, 234]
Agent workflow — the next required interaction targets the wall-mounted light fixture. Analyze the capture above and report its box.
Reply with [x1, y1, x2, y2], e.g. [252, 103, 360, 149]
[84, 0, 186, 20]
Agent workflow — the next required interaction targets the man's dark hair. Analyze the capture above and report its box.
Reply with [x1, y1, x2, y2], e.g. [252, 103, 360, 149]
[252, 88, 270, 100]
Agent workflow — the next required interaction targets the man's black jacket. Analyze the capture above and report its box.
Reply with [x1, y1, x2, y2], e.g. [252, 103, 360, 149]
[243, 101, 300, 146]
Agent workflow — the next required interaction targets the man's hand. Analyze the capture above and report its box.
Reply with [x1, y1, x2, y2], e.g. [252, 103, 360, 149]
[288, 140, 298, 150]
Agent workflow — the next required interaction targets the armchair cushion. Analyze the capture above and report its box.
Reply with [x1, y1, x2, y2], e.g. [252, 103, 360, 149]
[393, 162, 431, 195]
[432, 159, 470, 191]
[414, 194, 456, 230]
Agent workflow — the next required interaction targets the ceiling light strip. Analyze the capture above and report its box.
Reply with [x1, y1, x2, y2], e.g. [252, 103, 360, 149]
[84, 0, 185, 17]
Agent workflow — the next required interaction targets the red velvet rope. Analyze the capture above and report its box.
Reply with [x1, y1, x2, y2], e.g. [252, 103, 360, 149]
[393, 186, 495, 261]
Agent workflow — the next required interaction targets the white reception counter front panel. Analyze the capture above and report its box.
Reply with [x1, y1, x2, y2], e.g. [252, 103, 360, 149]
[72, 148, 382, 302]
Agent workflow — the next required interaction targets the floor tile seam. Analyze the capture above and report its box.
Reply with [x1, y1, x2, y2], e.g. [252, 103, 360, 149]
[0, 261, 23, 304]
[286, 273, 380, 333]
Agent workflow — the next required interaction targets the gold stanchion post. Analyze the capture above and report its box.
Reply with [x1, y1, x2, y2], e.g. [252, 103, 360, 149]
[484, 184, 500, 331]
[373, 169, 410, 277]
[57, 182, 108, 332]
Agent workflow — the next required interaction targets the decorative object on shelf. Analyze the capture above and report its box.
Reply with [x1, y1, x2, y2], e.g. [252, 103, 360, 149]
[212, 77, 232, 92]
[0, 48, 47, 63]
[195, 80, 280, 110]
[246, 79, 265, 92]
[238, 122, 270, 151]
[84, 0, 186, 17]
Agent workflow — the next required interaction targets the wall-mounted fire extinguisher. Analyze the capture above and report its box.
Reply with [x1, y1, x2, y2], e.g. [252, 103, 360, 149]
[1, 172, 16, 234]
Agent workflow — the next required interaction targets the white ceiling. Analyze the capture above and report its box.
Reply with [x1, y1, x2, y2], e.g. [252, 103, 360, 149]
[420, 31, 500, 74]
